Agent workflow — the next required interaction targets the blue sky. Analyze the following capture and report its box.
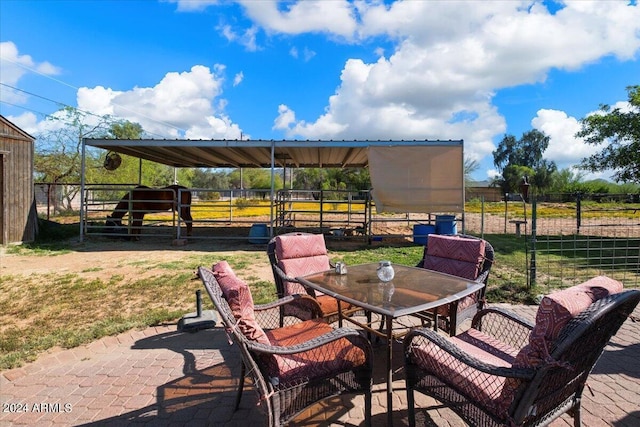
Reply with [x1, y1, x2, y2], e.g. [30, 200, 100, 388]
[1, 0, 639, 181]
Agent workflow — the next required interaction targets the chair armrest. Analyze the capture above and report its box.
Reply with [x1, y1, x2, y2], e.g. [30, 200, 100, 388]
[247, 327, 373, 360]
[471, 307, 534, 350]
[404, 327, 535, 380]
[254, 294, 319, 312]
[254, 294, 323, 327]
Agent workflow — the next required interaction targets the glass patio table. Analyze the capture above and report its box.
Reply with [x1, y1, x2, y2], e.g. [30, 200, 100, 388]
[297, 262, 482, 426]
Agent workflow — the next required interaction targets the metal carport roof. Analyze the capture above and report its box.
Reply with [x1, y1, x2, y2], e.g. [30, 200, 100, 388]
[83, 139, 463, 169]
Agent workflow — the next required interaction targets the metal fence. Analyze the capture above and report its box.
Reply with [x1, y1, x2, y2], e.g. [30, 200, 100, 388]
[530, 194, 639, 289]
[464, 193, 640, 289]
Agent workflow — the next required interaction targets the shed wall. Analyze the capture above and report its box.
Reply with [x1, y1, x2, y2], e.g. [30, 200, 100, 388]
[0, 118, 36, 244]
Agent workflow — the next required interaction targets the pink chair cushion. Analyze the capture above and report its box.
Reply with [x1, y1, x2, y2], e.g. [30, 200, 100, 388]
[422, 256, 480, 281]
[516, 275, 623, 368]
[423, 234, 486, 280]
[263, 318, 368, 385]
[410, 328, 519, 417]
[213, 261, 270, 345]
[499, 276, 624, 413]
[275, 233, 329, 260]
[275, 233, 331, 295]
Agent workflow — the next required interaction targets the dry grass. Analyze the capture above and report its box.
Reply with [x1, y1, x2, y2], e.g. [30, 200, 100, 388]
[0, 247, 276, 370]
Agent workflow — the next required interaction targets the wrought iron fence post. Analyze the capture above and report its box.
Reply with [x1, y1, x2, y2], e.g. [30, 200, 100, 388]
[576, 192, 582, 234]
[530, 196, 537, 287]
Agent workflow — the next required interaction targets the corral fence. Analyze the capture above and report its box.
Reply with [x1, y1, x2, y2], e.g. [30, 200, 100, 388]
[79, 185, 442, 242]
[37, 184, 639, 288]
[531, 193, 639, 289]
[464, 193, 640, 289]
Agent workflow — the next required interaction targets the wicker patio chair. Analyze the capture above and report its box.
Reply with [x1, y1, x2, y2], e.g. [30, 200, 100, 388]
[404, 276, 640, 427]
[267, 232, 361, 325]
[415, 233, 494, 335]
[198, 263, 373, 427]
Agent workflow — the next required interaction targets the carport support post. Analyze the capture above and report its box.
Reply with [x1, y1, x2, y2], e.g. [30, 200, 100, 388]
[80, 137, 86, 242]
[269, 141, 275, 238]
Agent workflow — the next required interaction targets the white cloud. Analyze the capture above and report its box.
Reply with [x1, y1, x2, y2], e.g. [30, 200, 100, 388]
[239, 0, 357, 38]
[273, 53, 505, 163]
[273, 104, 296, 131]
[531, 109, 599, 170]
[171, 0, 638, 170]
[486, 169, 501, 180]
[233, 71, 244, 86]
[7, 108, 86, 137]
[217, 23, 260, 51]
[0, 41, 61, 104]
[267, 1, 640, 167]
[302, 47, 316, 62]
[77, 65, 243, 139]
[5, 111, 40, 136]
[169, 0, 221, 12]
[168, 0, 638, 168]
[533, 101, 634, 180]
[289, 46, 316, 62]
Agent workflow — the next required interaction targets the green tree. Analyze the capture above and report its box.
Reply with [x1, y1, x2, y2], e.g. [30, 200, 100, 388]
[90, 120, 144, 186]
[492, 129, 556, 194]
[292, 167, 371, 193]
[548, 168, 585, 193]
[293, 168, 325, 190]
[576, 85, 640, 183]
[191, 168, 230, 189]
[35, 107, 113, 212]
[530, 159, 557, 194]
[94, 120, 192, 187]
[228, 168, 281, 192]
[503, 164, 534, 198]
[340, 168, 371, 191]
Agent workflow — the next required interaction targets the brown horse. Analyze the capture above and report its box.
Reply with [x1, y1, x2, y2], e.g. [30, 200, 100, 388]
[106, 185, 193, 238]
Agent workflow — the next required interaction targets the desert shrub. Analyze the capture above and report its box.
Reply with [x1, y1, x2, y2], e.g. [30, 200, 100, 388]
[234, 198, 252, 210]
[199, 191, 221, 201]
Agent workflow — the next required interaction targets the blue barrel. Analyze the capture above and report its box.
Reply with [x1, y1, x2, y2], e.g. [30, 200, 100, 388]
[435, 215, 457, 235]
[248, 224, 269, 244]
[413, 224, 436, 245]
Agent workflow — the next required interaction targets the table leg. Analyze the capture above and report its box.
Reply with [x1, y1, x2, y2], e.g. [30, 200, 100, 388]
[337, 300, 343, 327]
[386, 314, 394, 426]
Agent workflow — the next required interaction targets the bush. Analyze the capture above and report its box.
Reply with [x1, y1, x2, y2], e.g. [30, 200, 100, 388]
[198, 191, 221, 201]
[234, 198, 252, 210]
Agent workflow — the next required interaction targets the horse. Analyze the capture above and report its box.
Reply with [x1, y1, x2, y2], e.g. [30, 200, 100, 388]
[105, 185, 193, 238]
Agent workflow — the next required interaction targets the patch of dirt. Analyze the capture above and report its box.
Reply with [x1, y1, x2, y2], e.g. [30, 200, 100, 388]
[0, 238, 276, 284]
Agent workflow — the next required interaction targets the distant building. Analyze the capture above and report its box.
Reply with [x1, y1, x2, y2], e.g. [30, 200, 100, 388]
[466, 180, 502, 202]
[0, 115, 37, 244]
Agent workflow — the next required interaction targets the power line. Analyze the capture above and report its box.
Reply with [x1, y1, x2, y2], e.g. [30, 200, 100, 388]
[0, 100, 55, 120]
[1, 55, 188, 134]
[2, 82, 105, 120]
[0, 96, 167, 140]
